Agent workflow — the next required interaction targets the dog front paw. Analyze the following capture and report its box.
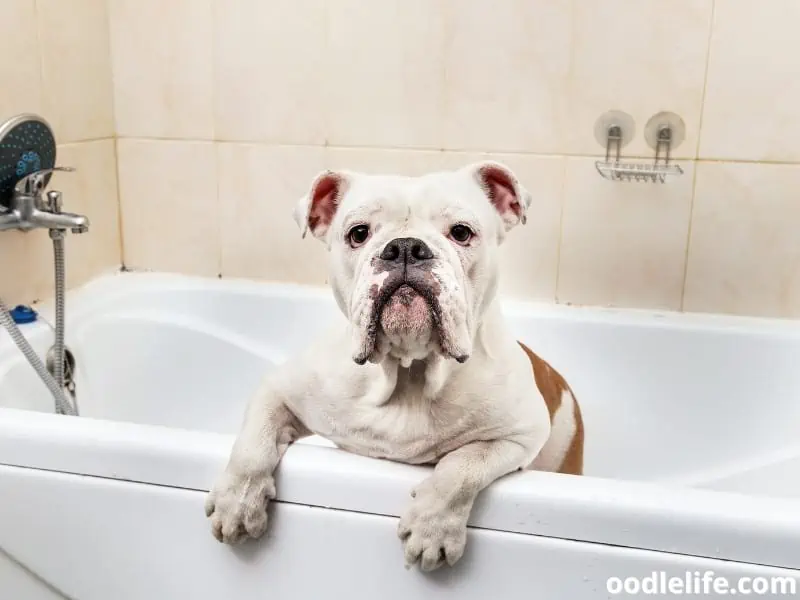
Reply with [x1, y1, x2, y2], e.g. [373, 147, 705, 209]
[397, 484, 469, 572]
[205, 470, 276, 544]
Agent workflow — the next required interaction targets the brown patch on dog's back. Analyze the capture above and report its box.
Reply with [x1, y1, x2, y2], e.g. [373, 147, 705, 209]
[518, 341, 584, 476]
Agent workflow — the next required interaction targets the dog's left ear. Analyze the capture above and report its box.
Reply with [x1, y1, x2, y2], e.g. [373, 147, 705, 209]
[468, 161, 532, 232]
[293, 170, 349, 240]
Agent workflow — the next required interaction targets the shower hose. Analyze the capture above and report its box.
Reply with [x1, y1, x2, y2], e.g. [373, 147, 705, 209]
[0, 232, 76, 416]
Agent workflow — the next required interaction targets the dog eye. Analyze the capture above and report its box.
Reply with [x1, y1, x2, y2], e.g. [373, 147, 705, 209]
[347, 224, 371, 248]
[449, 224, 473, 245]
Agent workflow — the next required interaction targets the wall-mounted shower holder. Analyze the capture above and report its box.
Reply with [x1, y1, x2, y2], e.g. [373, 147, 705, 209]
[594, 112, 684, 184]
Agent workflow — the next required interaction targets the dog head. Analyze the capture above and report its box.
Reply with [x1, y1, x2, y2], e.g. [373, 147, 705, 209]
[293, 161, 531, 367]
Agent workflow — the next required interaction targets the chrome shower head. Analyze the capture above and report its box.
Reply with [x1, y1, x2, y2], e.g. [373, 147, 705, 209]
[0, 114, 56, 208]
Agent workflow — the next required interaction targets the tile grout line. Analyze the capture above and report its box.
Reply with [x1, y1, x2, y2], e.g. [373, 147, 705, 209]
[322, 0, 331, 149]
[213, 138, 223, 278]
[104, 0, 125, 269]
[440, 0, 449, 153]
[110, 137, 800, 168]
[31, 0, 46, 117]
[104, 0, 119, 139]
[680, 0, 717, 311]
[209, 0, 217, 146]
[58, 136, 119, 147]
[694, 0, 717, 159]
[210, 0, 222, 277]
[680, 160, 701, 312]
[553, 0, 579, 306]
[552, 157, 570, 305]
[112, 137, 126, 271]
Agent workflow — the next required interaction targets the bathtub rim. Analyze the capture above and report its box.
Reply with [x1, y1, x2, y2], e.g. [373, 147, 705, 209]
[1, 405, 799, 573]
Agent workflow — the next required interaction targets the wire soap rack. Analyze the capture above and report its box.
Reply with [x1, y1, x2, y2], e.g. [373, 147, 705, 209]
[594, 112, 684, 184]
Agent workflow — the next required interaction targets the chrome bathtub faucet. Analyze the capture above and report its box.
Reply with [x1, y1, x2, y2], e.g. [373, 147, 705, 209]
[0, 113, 81, 416]
[0, 166, 89, 234]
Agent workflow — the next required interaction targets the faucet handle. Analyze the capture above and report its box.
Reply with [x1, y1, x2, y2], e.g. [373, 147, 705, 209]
[14, 166, 76, 195]
[46, 190, 62, 213]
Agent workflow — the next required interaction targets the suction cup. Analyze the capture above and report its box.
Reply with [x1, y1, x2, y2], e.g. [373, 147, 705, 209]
[643, 111, 686, 152]
[593, 110, 635, 150]
[0, 114, 57, 208]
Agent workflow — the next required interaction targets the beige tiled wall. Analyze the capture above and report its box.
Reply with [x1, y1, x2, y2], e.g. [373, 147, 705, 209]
[106, 0, 800, 319]
[0, 0, 120, 305]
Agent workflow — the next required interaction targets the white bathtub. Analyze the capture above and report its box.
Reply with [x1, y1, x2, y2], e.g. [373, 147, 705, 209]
[1, 272, 799, 599]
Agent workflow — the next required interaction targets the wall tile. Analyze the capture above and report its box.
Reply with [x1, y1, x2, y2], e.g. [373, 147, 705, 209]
[37, 0, 114, 142]
[0, 231, 51, 304]
[109, 0, 213, 139]
[52, 140, 121, 288]
[326, 0, 445, 149]
[443, 0, 572, 154]
[557, 158, 694, 310]
[218, 143, 328, 283]
[567, 0, 712, 159]
[497, 155, 564, 302]
[439, 152, 565, 302]
[326, 147, 446, 175]
[684, 162, 800, 318]
[0, 0, 42, 120]
[214, 0, 326, 145]
[117, 139, 219, 275]
[700, 0, 800, 161]
[442, 0, 711, 157]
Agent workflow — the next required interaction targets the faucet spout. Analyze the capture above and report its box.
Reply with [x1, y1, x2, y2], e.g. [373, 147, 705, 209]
[28, 209, 89, 233]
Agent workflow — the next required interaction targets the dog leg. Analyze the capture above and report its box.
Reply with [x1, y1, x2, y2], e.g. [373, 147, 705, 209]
[397, 439, 533, 572]
[205, 380, 308, 544]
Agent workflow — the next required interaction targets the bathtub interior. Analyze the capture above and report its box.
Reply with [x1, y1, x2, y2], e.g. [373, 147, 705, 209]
[2, 274, 800, 499]
[0, 285, 341, 434]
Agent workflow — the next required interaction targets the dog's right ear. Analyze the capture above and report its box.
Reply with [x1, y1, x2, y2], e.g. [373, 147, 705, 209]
[293, 170, 348, 240]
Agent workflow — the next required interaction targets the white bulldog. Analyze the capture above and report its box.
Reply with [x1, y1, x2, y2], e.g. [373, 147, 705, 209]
[205, 161, 584, 572]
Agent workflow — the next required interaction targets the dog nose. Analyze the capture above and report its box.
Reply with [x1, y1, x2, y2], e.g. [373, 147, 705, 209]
[380, 237, 434, 264]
